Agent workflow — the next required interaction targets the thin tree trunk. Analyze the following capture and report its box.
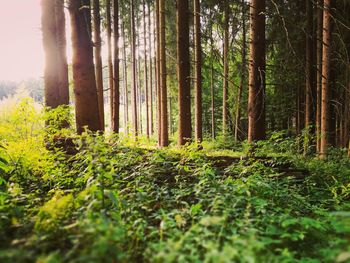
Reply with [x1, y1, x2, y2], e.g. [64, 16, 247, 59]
[137, 36, 143, 134]
[194, 0, 202, 143]
[304, 0, 315, 154]
[68, 0, 101, 133]
[148, 3, 154, 136]
[93, 0, 105, 130]
[210, 20, 215, 139]
[177, 0, 191, 145]
[122, 22, 129, 133]
[160, 0, 169, 146]
[222, 4, 229, 136]
[316, 0, 323, 152]
[131, 0, 138, 136]
[112, 0, 120, 133]
[143, 0, 150, 138]
[320, 0, 331, 158]
[55, 0, 69, 106]
[235, 0, 246, 141]
[248, 0, 266, 142]
[106, 0, 114, 129]
[155, 1, 161, 144]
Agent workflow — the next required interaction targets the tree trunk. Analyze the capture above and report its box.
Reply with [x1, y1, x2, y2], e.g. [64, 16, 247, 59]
[93, 0, 105, 130]
[122, 22, 129, 133]
[143, 0, 150, 138]
[177, 0, 191, 145]
[210, 23, 215, 140]
[155, 0, 162, 144]
[222, 4, 229, 136]
[160, 0, 169, 146]
[194, 0, 202, 143]
[304, 0, 315, 154]
[235, 0, 246, 141]
[68, 0, 101, 133]
[106, 0, 114, 130]
[148, 2, 154, 136]
[112, 0, 120, 133]
[247, 0, 266, 142]
[130, 0, 138, 136]
[42, 0, 69, 109]
[316, 0, 323, 152]
[320, 0, 331, 158]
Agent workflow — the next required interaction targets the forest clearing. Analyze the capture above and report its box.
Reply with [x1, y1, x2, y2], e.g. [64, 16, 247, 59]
[0, 0, 350, 262]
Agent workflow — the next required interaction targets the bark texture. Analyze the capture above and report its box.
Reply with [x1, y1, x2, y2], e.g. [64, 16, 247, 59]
[160, 0, 169, 146]
[93, 0, 105, 129]
[112, 0, 120, 133]
[68, 0, 101, 133]
[320, 0, 331, 158]
[194, 0, 202, 142]
[177, 0, 191, 145]
[248, 0, 266, 142]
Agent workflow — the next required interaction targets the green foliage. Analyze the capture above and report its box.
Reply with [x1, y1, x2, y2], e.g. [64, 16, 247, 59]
[0, 103, 350, 262]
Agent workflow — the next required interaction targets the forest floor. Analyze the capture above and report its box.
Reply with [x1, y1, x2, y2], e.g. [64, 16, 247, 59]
[0, 131, 350, 262]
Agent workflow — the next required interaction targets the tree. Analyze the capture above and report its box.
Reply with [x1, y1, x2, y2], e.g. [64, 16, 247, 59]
[106, 0, 114, 129]
[177, 0, 191, 145]
[235, 0, 247, 141]
[222, 4, 229, 135]
[210, 28, 216, 140]
[41, 0, 69, 109]
[93, 0, 105, 130]
[194, 0, 202, 143]
[131, 0, 138, 136]
[304, 0, 315, 154]
[248, 0, 266, 142]
[160, 0, 169, 146]
[320, 0, 332, 158]
[68, 0, 101, 133]
[122, 22, 129, 133]
[155, 0, 161, 144]
[148, 2, 154, 136]
[143, 0, 150, 138]
[112, 0, 120, 133]
[316, 0, 323, 152]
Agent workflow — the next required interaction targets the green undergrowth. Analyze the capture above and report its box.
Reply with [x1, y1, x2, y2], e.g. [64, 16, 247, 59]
[0, 102, 350, 262]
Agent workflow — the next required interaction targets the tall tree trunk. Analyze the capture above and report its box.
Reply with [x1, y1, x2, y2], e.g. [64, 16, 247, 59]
[68, 0, 101, 133]
[177, 0, 191, 145]
[320, 0, 332, 158]
[316, 0, 323, 152]
[112, 0, 120, 133]
[304, 0, 315, 154]
[155, 1, 162, 144]
[247, 0, 266, 142]
[93, 0, 105, 130]
[222, 4, 229, 135]
[106, 0, 114, 129]
[160, 0, 169, 146]
[122, 22, 129, 133]
[42, 0, 69, 109]
[131, 0, 138, 136]
[235, 0, 246, 141]
[148, 3, 154, 136]
[210, 21, 215, 140]
[194, 0, 202, 143]
[55, 0, 69, 107]
[138, 56, 143, 134]
[143, 0, 150, 138]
